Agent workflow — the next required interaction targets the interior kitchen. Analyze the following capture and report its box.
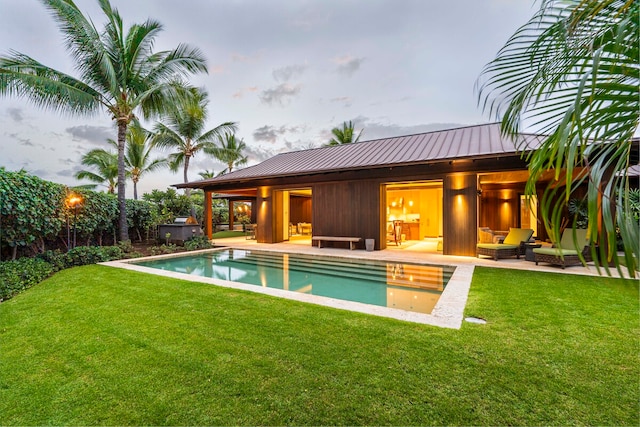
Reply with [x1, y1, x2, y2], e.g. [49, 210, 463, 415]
[386, 181, 443, 243]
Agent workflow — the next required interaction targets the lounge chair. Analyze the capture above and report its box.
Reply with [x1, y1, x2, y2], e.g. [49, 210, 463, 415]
[387, 220, 403, 246]
[533, 228, 591, 269]
[476, 228, 534, 261]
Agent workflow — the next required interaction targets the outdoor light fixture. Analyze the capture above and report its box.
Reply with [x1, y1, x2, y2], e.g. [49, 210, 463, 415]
[66, 193, 83, 250]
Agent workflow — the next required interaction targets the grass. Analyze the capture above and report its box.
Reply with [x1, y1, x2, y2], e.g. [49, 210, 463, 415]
[212, 230, 246, 239]
[0, 265, 637, 425]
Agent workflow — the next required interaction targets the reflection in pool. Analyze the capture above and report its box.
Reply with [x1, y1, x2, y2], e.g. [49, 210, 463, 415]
[134, 249, 457, 315]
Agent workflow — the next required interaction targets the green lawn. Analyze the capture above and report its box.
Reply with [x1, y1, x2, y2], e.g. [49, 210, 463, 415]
[0, 265, 637, 426]
[212, 230, 246, 239]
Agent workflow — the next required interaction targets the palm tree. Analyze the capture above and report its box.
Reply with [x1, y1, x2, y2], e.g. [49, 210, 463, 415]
[125, 123, 167, 200]
[0, 0, 207, 242]
[75, 145, 118, 194]
[153, 87, 237, 193]
[198, 170, 216, 180]
[326, 120, 363, 146]
[477, 0, 639, 274]
[208, 133, 248, 174]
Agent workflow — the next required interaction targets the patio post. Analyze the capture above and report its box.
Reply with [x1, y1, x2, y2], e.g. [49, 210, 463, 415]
[204, 190, 212, 239]
[228, 199, 234, 231]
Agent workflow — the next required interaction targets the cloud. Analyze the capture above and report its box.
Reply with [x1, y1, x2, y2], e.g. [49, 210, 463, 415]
[368, 96, 412, 107]
[56, 168, 79, 178]
[253, 124, 308, 143]
[210, 65, 225, 74]
[7, 132, 37, 147]
[58, 157, 77, 166]
[259, 83, 302, 106]
[332, 55, 365, 77]
[65, 125, 114, 145]
[230, 51, 263, 63]
[351, 115, 464, 141]
[189, 157, 226, 177]
[7, 107, 24, 122]
[284, 139, 318, 151]
[244, 145, 279, 164]
[330, 96, 352, 107]
[232, 86, 258, 99]
[253, 125, 281, 143]
[272, 64, 308, 82]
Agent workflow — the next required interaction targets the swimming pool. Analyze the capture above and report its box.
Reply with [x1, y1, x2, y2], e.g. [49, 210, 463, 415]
[133, 248, 456, 315]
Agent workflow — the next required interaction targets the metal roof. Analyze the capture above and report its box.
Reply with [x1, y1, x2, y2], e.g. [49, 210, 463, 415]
[179, 123, 544, 187]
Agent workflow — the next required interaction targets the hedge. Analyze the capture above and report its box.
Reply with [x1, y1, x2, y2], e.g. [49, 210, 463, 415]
[0, 258, 56, 302]
[1, 169, 160, 258]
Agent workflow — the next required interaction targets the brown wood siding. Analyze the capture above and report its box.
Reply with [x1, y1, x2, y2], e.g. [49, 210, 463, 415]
[479, 185, 522, 233]
[290, 196, 312, 224]
[313, 180, 381, 250]
[443, 174, 478, 256]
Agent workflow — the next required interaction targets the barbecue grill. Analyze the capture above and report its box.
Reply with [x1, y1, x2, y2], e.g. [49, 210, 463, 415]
[158, 216, 203, 244]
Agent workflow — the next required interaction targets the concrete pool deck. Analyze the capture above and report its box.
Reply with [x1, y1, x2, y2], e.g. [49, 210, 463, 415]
[103, 236, 635, 330]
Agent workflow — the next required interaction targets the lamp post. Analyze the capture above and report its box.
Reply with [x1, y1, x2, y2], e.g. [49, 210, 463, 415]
[66, 193, 83, 250]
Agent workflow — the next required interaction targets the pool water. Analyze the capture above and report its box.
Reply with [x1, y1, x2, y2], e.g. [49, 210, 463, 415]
[134, 249, 456, 315]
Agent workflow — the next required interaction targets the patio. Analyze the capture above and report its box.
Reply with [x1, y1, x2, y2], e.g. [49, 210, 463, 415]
[212, 235, 632, 279]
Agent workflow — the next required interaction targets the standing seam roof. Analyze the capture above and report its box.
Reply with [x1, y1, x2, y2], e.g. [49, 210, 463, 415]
[182, 123, 544, 186]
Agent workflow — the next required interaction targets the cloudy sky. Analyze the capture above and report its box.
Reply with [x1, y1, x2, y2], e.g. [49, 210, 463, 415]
[0, 0, 537, 197]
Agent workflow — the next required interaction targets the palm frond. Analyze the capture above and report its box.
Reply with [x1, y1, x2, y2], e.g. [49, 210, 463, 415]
[197, 121, 238, 144]
[167, 152, 185, 173]
[478, 0, 639, 274]
[0, 51, 102, 114]
[152, 122, 185, 150]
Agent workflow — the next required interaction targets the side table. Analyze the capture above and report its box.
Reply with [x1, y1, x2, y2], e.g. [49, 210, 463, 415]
[524, 243, 542, 262]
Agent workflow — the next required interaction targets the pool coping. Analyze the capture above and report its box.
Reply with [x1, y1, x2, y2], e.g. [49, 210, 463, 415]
[101, 247, 475, 329]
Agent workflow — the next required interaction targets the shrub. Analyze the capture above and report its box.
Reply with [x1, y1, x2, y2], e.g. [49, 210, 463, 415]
[115, 241, 143, 259]
[39, 246, 124, 270]
[184, 236, 213, 251]
[0, 258, 55, 302]
[149, 244, 179, 256]
[63, 246, 124, 267]
[38, 250, 68, 271]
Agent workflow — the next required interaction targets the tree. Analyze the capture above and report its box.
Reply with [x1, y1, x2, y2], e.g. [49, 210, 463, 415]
[326, 120, 363, 146]
[75, 144, 118, 194]
[208, 133, 248, 174]
[153, 87, 237, 196]
[125, 123, 167, 200]
[477, 0, 639, 274]
[0, 0, 207, 242]
[153, 87, 236, 218]
[198, 170, 216, 180]
[142, 188, 193, 223]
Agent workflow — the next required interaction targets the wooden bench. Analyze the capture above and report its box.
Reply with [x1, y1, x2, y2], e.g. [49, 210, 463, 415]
[312, 236, 362, 250]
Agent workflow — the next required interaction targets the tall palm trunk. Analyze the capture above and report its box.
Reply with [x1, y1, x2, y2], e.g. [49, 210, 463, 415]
[183, 154, 197, 218]
[117, 120, 129, 242]
[132, 177, 139, 200]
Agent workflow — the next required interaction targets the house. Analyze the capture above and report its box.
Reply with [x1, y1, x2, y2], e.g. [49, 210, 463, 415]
[177, 123, 638, 256]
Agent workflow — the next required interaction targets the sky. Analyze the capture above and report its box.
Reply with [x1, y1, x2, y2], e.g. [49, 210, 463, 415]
[0, 0, 538, 197]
